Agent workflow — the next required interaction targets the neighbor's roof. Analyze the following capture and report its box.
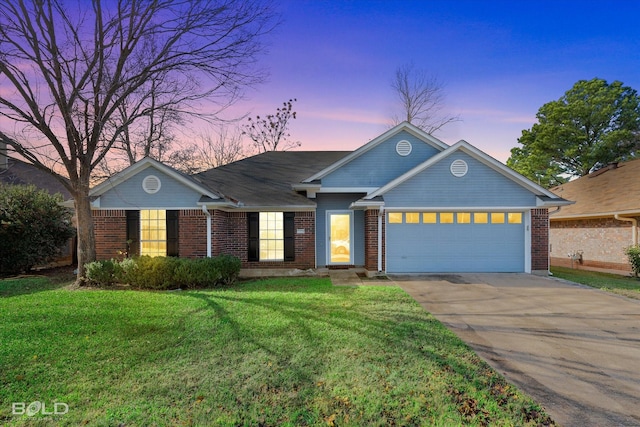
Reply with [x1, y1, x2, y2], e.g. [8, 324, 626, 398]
[0, 157, 71, 199]
[194, 151, 350, 208]
[550, 158, 640, 219]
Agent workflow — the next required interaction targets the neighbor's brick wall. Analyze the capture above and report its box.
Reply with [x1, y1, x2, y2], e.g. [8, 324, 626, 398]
[550, 217, 636, 272]
[93, 209, 127, 260]
[178, 209, 208, 258]
[531, 209, 549, 271]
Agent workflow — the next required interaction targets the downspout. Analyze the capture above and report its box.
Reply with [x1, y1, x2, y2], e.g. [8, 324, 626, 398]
[614, 214, 638, 246]
[378, 206, 384, 272]
[202, 205, 212, 258]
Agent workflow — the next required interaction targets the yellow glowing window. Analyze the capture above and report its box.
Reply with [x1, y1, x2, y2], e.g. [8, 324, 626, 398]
[508, 213, 523, 224]
[406, 212, 420, 223]
[388, 212, 402, 223]
[422, 212, 437, 223]
[440, 212, 454, 223]
[491, 213, 505, 224]
[474, 213, 488, 224]
[140, 209, 167, 257]
[259, 212, 284, 261]
[457, 212, 471, 224]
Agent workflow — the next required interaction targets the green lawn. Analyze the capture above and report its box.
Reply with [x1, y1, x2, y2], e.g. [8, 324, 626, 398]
[551, 266, 640, 299]
[0, 275, 554, 426]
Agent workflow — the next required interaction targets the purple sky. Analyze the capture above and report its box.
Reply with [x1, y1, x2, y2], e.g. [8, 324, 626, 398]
[228, 0, 640, 162]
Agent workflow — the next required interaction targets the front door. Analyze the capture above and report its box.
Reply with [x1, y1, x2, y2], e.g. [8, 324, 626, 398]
[327, 212, 352, 265]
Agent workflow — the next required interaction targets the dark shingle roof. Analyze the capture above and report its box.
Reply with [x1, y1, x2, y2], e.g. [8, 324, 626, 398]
[0, 157, 71, 199]
[194, 151, 350, 207]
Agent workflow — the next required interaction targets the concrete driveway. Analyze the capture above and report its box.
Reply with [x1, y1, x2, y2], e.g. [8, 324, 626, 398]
[392, 273, 640, 427]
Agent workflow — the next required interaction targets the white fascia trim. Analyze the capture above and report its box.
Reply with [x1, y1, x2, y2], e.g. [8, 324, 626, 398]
[211, 206, 316, 212]
[302, 122, 448, 183]
[536, 197, 575, 207]
[316, 187, 378, 194]
[551, 209, 640, 220]
[366, 140, 563, 200]
[89, 157, 221, 201]
[349, 200, 385, 210]
[383, 206, 539, 212]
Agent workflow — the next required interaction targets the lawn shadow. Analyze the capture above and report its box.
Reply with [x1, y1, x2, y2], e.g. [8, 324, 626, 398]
[0, 270, 74, 297]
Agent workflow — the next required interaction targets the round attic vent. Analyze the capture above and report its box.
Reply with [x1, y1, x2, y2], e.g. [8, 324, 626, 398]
[396, 140, 412, 156]
[450, 159, 468, 177]
[142, 175, 161, 194]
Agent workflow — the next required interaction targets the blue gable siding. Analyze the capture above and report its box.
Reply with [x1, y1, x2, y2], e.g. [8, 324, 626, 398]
[315, 193, 365, 266]
[383, 152, 537, 207]
[321, 131, 442, 187]
[99, 167, 203, 208]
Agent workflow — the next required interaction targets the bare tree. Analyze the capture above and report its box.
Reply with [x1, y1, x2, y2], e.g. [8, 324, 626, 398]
[0, 0, 277, 279]
[391, 63, 459, 134]
[243, 98, 299, 152]
[169, 124, 247, 174]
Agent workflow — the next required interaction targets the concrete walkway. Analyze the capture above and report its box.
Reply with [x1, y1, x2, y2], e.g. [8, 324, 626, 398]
[393, 273, 640, 427]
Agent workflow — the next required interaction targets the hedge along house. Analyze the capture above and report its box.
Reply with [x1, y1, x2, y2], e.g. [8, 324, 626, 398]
[549, 158, 640, 274]
[87, 122, 571, 275]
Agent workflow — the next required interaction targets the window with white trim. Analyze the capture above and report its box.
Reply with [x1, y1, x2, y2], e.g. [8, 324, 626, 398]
[140, 209, 167, 256]
[259, 212, 284, 261]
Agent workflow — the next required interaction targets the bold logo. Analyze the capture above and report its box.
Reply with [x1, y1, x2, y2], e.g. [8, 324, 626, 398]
[12, 401, 69, 416]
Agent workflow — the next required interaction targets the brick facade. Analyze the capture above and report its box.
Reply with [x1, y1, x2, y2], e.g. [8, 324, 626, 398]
[550, 217, 637, 273]
[94, 209, 315, 270]
[364, 209, 384, 272]
[531, 209, 549, 272]
[93, 209, 127, 260]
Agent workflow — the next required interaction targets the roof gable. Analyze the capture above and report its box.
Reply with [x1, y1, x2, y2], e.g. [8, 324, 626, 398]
[90, 157, 222, 202]
[550, 159, 640, 218]
[365, 140, 569, 205]
[302, 122, 448, 183]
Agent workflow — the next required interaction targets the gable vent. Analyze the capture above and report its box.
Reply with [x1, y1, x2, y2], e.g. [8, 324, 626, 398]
[142, 175, 162, 194]
[450, 159, 468, 177]
[396, 140, 412, 156]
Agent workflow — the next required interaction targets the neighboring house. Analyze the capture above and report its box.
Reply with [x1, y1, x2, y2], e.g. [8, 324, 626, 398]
[0, 142, 75, 267]
[87, 122, 570, 275]
[550, 159, 640, 273]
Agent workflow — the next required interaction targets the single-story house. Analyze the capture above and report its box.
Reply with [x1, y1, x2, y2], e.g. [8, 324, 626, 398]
[87, 122, 570, 275]
[550, 159, 640, 273]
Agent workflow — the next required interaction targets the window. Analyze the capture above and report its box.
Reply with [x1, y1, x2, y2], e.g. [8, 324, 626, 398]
[457, 212, 471, 224]
[259, 212, 284, 261]
[491, 213, 505, 224]
[440, 212, 454, 223]
[422, 212, 437, 223]
[388, 212, 403, 223]
[140, 210, 167, 256]
[126, 210, 178, 257]
[508, 213, 523, 224]
[248, 212, 295, 262]
[474, 212, 488, 224]
[406, 212, 420, 223]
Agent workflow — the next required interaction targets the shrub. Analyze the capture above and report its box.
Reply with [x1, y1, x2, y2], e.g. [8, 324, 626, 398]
[625, 246, 640, 277]
[211, 254, 241, 286]
[126, 256, 182, 290]
[83, 254, 241, 289]
[0, 183, 75, 274]
[85, 260, 119, 286]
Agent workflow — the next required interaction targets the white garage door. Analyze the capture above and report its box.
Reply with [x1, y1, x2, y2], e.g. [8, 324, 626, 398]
[386, 211, 525, 273]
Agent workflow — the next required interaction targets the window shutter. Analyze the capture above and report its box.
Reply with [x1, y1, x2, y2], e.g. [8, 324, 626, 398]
[126, 210, 140, 256]
[284, 212, 295, 261]
[166, 210, 179, 257]
[247, 212, 259, 262]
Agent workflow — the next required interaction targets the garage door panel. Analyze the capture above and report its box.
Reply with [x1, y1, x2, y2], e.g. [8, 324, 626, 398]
[387, 215, 524, 273]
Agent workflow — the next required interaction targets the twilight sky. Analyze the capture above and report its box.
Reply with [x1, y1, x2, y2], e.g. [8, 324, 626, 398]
[229, 0, 640, 162]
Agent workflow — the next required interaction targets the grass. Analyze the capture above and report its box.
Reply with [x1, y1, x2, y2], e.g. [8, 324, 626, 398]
[0, 274, 554, 426]
[551, 266, 640, 299]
